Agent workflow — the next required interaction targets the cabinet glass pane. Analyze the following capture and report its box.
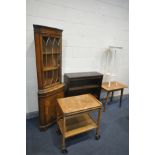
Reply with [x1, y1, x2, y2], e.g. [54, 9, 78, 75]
[42, 36, 61, 87]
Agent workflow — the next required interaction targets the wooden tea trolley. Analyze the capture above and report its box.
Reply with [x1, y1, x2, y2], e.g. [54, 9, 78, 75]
[56, 94, 103, 153]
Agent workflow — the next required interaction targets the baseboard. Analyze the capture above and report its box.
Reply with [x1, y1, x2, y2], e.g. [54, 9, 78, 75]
[26, 94, 129, 119]
[26, 111, 38, 119]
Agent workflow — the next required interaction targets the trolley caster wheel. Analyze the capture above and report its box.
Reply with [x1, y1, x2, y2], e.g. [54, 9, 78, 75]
[61, 149, 68, 154]
[56, 129, 61, 135]
[95, 135, 100, 140]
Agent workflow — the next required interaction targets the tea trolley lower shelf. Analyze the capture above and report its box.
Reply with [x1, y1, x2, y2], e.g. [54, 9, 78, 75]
[57, 94, 102, 153]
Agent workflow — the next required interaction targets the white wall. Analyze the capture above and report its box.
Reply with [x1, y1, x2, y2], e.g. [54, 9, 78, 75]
[26, 0, 129, 113]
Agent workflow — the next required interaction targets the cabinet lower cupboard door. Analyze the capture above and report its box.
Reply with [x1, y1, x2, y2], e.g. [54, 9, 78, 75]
[44, 99, 56, 124]
[39, 90, 64, 130]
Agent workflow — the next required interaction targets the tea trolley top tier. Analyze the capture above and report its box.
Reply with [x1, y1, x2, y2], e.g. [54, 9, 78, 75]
[33, 25, 63, 91]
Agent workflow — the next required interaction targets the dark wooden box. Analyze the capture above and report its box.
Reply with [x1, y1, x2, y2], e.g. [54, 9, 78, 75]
[64, 72, 103, 99]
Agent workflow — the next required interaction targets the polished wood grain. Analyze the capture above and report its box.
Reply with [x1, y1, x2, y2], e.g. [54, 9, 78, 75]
[58, 114, 97, 138]
[101, 81, 127, 91]
[57, 94, 102, 115]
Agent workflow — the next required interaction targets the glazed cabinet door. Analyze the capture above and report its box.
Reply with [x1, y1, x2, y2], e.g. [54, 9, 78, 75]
[41, 34, 62, 89]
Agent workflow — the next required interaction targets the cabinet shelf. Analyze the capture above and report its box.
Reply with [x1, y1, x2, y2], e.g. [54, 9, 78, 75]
[69, 85, 99, 91]
[44, 80, 60, 87]
[43, 52, 61, 55]
[43, 65, 60, 71]
[58, 113, 97, 138]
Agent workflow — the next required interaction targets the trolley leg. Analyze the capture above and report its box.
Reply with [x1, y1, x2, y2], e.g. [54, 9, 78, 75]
[56, 128, 61, 135]
[61, 116, 68, 153]
[95, 108, 102, 140]
[62, 137, 67, 153]
[56, 105, 60, 135]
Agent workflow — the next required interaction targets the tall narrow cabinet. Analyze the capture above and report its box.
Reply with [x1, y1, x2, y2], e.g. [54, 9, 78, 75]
[33, 25, 64, 130]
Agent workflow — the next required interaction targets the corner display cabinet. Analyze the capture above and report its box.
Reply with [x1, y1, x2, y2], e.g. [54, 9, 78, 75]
[33, 25, 64, 130]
